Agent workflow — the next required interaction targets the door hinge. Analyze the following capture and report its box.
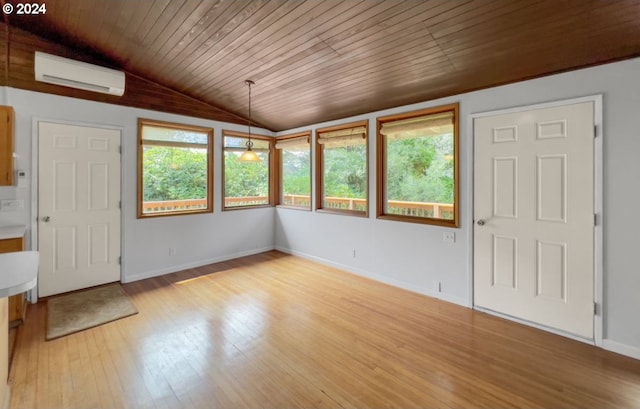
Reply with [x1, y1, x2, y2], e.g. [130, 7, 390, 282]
[594, 302, 598, 315]
[118, 256, 121, 265]
[118, 146, 122, 154]
[119, 201, 121, 209]
[594, 213, 598, 226]
[594, 125, 597, 138]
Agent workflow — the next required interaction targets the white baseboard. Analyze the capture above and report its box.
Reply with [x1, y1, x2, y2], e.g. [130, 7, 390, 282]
[121, 244, 640, 362]
[275, 246, 468, 307]
[602, 339, 640, 360]
[122, 246, 275, 283]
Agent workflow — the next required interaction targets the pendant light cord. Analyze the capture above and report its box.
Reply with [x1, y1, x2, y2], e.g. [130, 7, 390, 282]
[245, 79, 255, 148]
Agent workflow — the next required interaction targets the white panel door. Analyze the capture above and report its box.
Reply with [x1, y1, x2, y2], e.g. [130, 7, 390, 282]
[474, 102, 594, 339]
[38, 122, 121, 297]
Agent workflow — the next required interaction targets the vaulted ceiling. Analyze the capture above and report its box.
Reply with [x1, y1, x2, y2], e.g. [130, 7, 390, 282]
[2, 0, 640, 131]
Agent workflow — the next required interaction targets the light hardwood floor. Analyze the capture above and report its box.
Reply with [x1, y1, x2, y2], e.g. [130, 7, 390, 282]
[9, 251, 640, 408]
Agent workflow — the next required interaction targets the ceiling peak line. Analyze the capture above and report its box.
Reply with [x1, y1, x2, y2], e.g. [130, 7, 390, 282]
[128, 70, 271, 130]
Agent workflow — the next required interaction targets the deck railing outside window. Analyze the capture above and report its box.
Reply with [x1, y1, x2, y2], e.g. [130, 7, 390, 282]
[142, 196, 453, 218]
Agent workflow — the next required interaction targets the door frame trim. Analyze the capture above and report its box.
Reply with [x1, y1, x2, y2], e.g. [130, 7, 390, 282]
[466, 94, 604, 346]
[30, 117, 124, 303]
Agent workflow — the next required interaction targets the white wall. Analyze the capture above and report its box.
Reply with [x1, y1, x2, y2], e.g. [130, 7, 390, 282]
[275, 57, 640, 358]
[2, 57, 639, 359]
[0, 88, 275, 283]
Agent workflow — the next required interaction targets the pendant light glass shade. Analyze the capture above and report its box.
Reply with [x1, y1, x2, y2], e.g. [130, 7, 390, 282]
[239, 79, 262, 162]
[238, 140, 261, 161]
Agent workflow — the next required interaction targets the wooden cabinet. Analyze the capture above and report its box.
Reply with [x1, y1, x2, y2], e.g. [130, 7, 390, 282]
[0, 106, 15, 186]
[0, 236, 26, 326]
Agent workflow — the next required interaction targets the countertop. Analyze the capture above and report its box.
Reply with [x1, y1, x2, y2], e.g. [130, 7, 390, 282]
[0, 225, 26, 240]
[0, 251, 38, 298]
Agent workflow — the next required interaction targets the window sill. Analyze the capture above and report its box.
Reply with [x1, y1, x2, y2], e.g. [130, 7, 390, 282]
[276, 205, 312, 212]
[316, 208, 369, 218]
[376, 213, 458, 228]
[222, 204, 274, 211]
[138, 208, 213, 219]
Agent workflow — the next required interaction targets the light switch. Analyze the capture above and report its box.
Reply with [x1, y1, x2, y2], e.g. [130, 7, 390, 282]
[16, 170, 27, 188]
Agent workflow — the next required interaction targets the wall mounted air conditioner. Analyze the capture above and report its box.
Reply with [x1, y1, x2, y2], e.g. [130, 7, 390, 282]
[34, 51, 125, 96]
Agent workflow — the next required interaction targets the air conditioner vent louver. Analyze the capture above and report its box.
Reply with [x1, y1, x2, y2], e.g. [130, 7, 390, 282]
[34, 52, 125, 96]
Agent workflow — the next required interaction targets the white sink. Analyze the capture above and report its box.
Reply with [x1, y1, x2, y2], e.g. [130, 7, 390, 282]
[0, 251, 38, 298]
[0, 225, 26, 240]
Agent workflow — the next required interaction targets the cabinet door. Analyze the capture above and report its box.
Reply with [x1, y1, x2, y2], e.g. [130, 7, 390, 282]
[0, 106, 15, 186]
[0, 238, 22, 253]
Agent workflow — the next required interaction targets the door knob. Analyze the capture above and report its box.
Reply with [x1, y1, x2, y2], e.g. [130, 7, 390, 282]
[477, 219, 485, 226]
[42, 216, 50, 222]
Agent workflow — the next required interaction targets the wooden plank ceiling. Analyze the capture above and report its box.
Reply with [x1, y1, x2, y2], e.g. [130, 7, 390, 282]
[3, 0, 640, 131]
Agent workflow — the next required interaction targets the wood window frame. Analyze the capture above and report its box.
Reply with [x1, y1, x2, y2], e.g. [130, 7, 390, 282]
[222, 130, 276, 211]
[376, 103, 459, 227]
[315, 120, 369, 217]
[137, 118, 214, 219]
[276, 130, 312, 211]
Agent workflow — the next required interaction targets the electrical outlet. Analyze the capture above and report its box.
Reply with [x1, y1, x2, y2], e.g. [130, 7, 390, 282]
[433, 280, 442, 293]
[443, 231, 455, 243]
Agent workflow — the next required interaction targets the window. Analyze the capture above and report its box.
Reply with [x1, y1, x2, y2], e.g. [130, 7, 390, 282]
[376, 104, 459, 227]
[276, 131, 311, 210]
[223, 130, 274, 209]
[316, 120, 368, 216]
[137, 119, 213, 218]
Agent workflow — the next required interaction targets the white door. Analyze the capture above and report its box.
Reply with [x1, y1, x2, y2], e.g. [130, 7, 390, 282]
[38, 122, 121, 297]
[474, 101, 594, 339]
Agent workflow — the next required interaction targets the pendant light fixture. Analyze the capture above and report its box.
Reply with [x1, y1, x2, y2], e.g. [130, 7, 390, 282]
[238, 79, 261, 162]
